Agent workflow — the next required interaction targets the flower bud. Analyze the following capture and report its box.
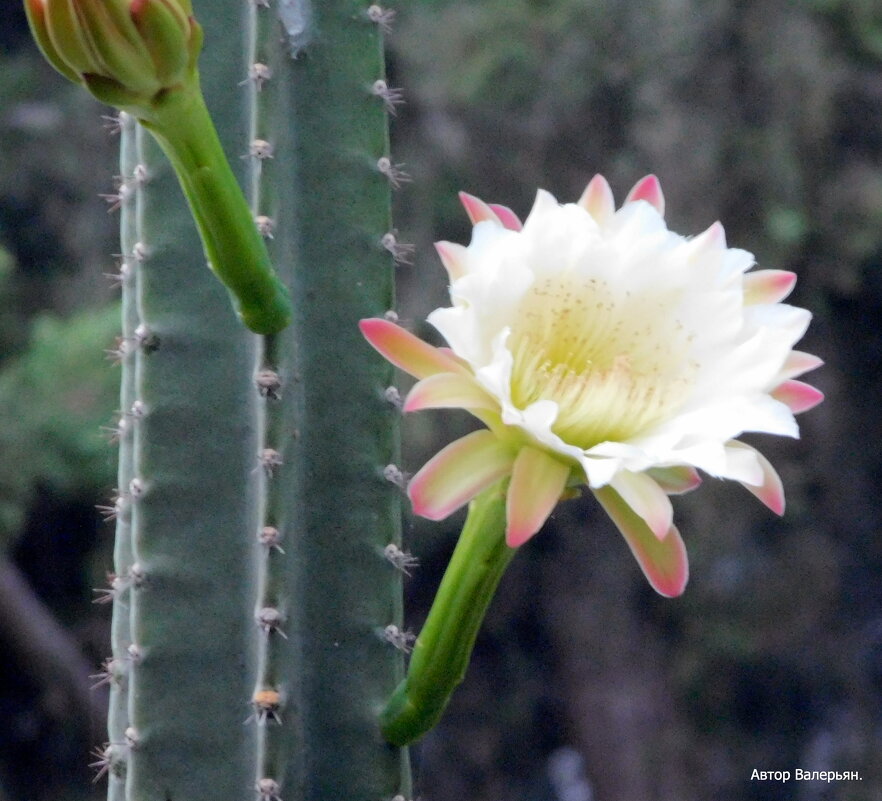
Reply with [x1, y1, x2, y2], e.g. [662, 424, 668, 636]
[24, 0, 202, 111]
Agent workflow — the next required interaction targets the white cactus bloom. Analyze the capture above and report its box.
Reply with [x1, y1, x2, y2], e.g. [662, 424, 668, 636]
[361, 175, 823, 596]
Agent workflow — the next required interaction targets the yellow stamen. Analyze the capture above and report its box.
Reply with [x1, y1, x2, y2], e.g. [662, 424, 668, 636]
[509, 273, 696, 448]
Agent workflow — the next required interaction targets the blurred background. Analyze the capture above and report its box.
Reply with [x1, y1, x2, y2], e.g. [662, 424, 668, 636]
[0, 0, 880, 799]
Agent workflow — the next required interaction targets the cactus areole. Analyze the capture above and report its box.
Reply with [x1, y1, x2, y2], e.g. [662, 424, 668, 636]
[24, 0, 292, 334]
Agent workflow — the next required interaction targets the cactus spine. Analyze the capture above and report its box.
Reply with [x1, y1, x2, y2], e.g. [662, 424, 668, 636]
[107, 1, 409, 799]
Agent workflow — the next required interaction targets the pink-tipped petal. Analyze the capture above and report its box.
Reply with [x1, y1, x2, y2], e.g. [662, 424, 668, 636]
[488, 203, 523, 231]
[593, 486, 689, 598]
[646, 465, 703, 495]
[459, 191, 503, 226]
[609, 471, 674, 541]
[728, 441, 785, 515]
[359, 318, 465, 380]
[505, 447, 571, 547]
[404, 372, 498, 413]
[434, 241, 469, 282]
[692, 221, 727, 251]
[743, 269, 797, 305]
[780, 350, 824, 380]
[771, 379, 825, 414]
[408, 430, 515, 521]
[577, 174, 616, 225]
[624, 175, 665, 216]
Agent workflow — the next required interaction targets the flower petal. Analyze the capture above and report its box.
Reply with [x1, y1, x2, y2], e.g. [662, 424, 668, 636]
[459, 191, 503, 226]
[727, 441, 785, 514]
[577, 174, 616, 225]
[408, 430, 516, 521]
[609, 471, 674, 540]
[505, 447, 571, 547]
[435, 241, 469, 282]
[624, 174, 665, 216]
[593, 485, 689, 597]
[743, 269, 796, 305]
[771, 379, 825, 414]
[404, 372, 498, 413]
[359, 318, 465, 379]
[488, 203, 523, 231]
[779, 350, 824, 380]
[646, 465, 703, 495]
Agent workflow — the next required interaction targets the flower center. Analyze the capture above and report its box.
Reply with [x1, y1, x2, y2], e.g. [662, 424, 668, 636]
[508, 273, 697, 448]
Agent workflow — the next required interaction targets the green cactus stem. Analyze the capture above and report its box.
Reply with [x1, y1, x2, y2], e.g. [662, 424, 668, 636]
[98, 1, 410, 800]
[381, 479, 516, 746]
[104, 109, 139, 800]
[24, 0, 292, 334]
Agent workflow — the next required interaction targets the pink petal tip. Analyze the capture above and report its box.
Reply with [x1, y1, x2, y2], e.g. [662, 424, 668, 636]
[624, 174, 665, 216]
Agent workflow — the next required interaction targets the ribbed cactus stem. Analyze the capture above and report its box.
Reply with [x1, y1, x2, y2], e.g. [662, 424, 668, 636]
[105, 109, 139, 801]
[247, 2, 303, 795]
[121, 5, 261, 797]
[276, 2, 411, 797]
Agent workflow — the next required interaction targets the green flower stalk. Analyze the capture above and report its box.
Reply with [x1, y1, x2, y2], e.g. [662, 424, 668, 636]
[381, 479, 515, 746]
[24, 0, 291, 334]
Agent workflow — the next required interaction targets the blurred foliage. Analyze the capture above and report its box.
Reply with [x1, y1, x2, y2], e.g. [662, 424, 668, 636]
[0, 301, 119, 551]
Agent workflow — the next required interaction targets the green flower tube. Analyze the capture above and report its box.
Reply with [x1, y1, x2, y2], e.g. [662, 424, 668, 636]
[381, 479, 516, 746]
[24, 0, 291, 334]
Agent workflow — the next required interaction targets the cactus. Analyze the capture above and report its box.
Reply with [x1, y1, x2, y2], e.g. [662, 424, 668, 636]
[86, 1, 410, 799]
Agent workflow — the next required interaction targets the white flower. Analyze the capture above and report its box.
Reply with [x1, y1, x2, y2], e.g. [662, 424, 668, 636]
[361, 175, 823, 596]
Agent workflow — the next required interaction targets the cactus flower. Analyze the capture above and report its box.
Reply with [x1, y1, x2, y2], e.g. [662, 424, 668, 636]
[24, 0, 201, 111]
[361, 175, 823, 598]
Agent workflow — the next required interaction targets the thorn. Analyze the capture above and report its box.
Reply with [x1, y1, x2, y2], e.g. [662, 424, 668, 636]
[257, 778, 282, 801]
[101, 114, 123, 135]
[256, 369, 282, 399]
[366, 5, 395, 34]
[128, 478, 145, 500]
[241, 62, 272, 90]
[383, 624, 415, 653]
[381, 231, 416, 265]
[255, 215, 275, 239]
[376, 156, 411, 189]
[89, 658, 123, 689]
[132, 164, 149, 185]
[126, 643, 143, 665]
[384, 544, 419, 576]
[371, 79, 405, 115]
[132, 241, 149, 262]
[247, 139, 274, 160]
[92, 573, 127, 605]
[104, 336, 132, 365]
[96, 490, 126, 522]
[103, 259, 132, 289]
[256, 607, 288, 638]
[258, 448, 284, 477]
[383, 386, 402, 409]
[89, 744, 114, 782]
[129, 562, 146, 588]
[248, 689, 283, 725]
[100, 414, 127, 444]
[383, 463, 409, 489]
[259, 526, 285, 554]
[124, 727, 139, 750]
[99, 177, 134, 213]
[129, 400, 147, 419]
